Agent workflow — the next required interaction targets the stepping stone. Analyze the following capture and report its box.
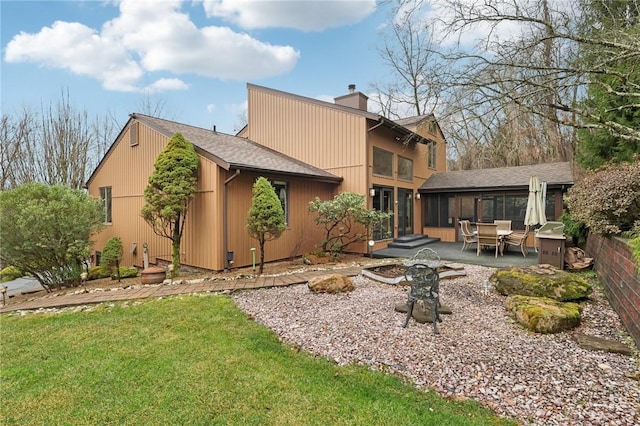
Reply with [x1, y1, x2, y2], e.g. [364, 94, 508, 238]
[573, 333, 632, 356]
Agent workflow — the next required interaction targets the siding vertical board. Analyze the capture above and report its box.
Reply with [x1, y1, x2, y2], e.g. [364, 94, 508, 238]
[248, 87, 367, 184]
[88, 121, 224, 271]
[88, 85, 448, 272]
[226, 172, 335, 268]
[246, 85, 442, 241]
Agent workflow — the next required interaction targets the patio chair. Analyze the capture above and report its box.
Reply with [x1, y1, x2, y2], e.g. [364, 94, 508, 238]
[476, 223, 500, 258]
[494, 220, 512, 232]
[402, 263, 442, 335]
[504, 225, 530, 257]
[459, 220, 477, 251]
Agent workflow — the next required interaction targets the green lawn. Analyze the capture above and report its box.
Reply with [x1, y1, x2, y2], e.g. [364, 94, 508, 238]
[1, 295, 515, 425]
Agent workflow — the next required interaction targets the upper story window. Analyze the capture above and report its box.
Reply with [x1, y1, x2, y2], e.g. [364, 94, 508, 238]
[428, 121, 436, 135]
[397, 156, 413, 181]
[373, 147, 393, 177]
[99, 186, 112, 224]
[428, 142, 437, 169]
[272, 180, 288, 225]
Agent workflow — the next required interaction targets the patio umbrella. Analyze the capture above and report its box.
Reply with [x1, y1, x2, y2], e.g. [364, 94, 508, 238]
[524, 176, 547, 226]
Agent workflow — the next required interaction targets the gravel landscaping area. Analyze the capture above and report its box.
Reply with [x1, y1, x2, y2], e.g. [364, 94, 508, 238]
[233, 264, 640, 426]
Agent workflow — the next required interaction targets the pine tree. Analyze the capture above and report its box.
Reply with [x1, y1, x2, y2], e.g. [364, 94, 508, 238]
[246, 177, 286, 274]
[141, 133, 198, 276]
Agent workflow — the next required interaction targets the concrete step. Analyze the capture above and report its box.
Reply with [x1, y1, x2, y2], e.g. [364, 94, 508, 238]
[387, 235, 441, 249]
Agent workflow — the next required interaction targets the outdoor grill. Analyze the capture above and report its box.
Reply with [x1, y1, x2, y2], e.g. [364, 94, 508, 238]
[535, 221, 566, 269]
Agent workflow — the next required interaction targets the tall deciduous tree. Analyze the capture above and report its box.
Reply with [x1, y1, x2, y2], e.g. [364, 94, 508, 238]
[376, 0, 640, 169]
[371, 0, 444, 119]
[0, 89, 115, 190]
[246, 177, 286, 274]
[141, 133, 199, 276]
[0, 183, 104, 291]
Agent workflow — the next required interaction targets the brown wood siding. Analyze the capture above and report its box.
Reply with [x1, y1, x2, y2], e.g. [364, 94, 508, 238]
[247, 87, 367, 195]
[88, 122, 224, 271]
[369, 126, 434, 238]
[423, 227, 456, 242]
[224, 172, 336, 269]
[178, 160, 222, 270]
[412, 119, 447, 172]
[246, 86, 443, 243]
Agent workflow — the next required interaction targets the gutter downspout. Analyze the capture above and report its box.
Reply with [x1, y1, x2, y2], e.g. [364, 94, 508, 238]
[223, 169, 241, 271]
[367, 116, 384, 132]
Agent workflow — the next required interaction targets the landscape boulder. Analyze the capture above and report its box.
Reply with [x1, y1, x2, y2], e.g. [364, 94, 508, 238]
[491, 265, 592, 301]
[572, 333, 632, 356]
[307, 274, 354, 294]
[505, 295, 582, 333]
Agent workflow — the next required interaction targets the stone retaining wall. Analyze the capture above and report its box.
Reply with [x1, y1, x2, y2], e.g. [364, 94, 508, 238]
[586, 233, 640, 349]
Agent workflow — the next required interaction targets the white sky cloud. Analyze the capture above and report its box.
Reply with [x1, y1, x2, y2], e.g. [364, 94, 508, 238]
[144, 78, 190, 93]
[5, 20, 143, 92]
[201, 0, 377, 31]
[6, 0, 383, 92]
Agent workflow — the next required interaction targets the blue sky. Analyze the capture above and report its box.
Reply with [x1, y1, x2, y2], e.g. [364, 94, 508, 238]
[2, 0, 396, 134]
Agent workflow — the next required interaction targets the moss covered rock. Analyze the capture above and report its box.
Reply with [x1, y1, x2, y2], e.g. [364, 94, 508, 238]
[505, 295, 582, 333]
[491, 265, 592, 301]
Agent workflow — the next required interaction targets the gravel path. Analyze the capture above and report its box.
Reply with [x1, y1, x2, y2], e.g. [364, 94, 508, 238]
[233, 264, 640, 426]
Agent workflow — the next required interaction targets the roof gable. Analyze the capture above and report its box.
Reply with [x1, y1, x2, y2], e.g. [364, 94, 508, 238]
[247, 83, 435, 145]
[134, 114, 342, 182]
[86, 114, 343, 188]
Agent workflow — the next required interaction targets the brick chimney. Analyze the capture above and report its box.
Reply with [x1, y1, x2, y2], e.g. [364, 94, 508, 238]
[334, 84, 368, 111]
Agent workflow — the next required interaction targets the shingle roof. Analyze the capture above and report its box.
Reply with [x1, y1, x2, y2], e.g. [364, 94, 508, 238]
[420, 162, 573, 192]
[394, 114, 434, 128]
[133, 114, 342, 182]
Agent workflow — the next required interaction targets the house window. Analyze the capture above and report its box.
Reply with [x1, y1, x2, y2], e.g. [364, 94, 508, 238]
[272, 180, 288, 225]
[373, 147, 393, 177]
[425, 194, 454, 228]
[504, 195, 529, 226]
[372, 187, 394, 240]
[428, 142, 437, 169]
[481, 195, 504, 223]
[397, 156, 413, 181]
[428, 121, 436, 134]
[99, 186, 112, 223]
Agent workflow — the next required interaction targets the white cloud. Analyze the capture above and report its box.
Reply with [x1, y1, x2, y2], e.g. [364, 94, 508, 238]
[4, 0, 301, 92]
[5, 20, 143, 92]
[207, 103, 217, 113]
[144, 78, 189, 93]
[226, 100, 247, 116]
[201, 0, 377, 31]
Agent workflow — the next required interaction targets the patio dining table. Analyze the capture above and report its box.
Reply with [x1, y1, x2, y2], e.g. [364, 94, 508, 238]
[472, 229, 513, 237]
[473, 229, 513, 255]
